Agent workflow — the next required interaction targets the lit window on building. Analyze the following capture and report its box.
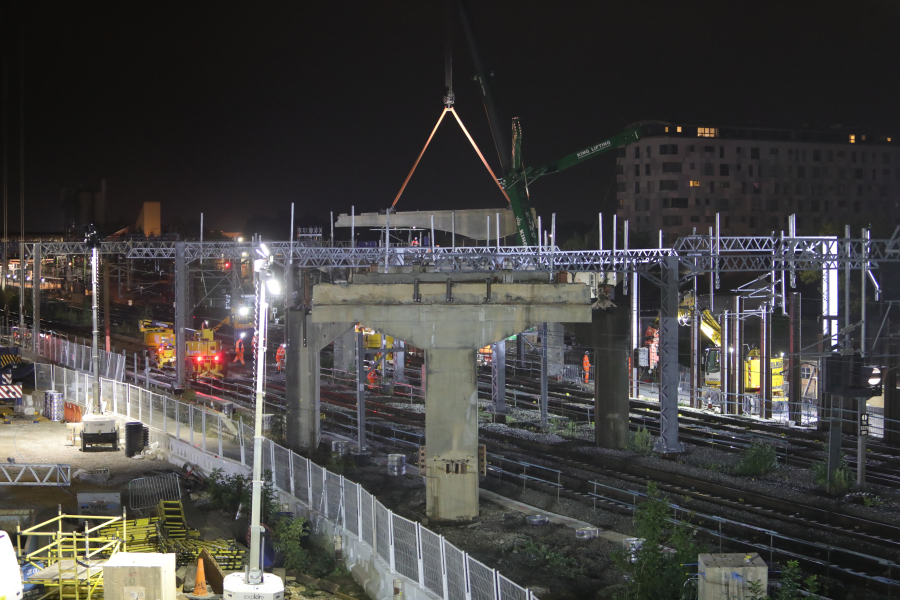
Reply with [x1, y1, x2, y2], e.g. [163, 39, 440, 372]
[689, 180, 700, 187]
[849, 134, 856, 144]
[677, 126, 682, 133]
[698, 127, 717, 138]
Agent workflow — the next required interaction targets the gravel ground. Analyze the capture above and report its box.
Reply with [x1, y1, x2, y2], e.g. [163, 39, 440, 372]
[334, 420, 900, 600]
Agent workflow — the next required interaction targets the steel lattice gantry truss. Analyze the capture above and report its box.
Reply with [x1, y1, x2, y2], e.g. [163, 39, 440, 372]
[32, 232, 900, 454]
[34, 232, 900, 274]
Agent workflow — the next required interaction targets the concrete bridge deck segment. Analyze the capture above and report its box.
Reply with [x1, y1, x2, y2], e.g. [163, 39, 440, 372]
[308, 278, 591, 521]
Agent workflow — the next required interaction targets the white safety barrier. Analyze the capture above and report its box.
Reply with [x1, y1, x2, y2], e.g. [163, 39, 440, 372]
[7, 327, 125, 381]
[34, 363, 538, 600]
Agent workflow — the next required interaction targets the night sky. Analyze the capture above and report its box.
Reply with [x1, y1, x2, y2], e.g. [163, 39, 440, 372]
[2, 1, 899, 236]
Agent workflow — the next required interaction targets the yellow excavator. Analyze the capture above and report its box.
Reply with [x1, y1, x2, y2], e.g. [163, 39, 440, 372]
[645, 295, 784, 395]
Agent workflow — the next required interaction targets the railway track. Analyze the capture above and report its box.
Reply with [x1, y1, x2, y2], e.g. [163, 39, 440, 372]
[317, 384, 900, 592]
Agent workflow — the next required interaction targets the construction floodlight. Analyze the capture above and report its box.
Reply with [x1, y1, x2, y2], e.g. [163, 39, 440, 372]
[264, 269, 281, 295]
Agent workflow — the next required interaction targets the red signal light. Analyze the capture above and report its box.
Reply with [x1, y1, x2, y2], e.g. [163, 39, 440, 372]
[214, 355, 220, 362]
[196, 356, 203, 363]
[225, 262, 231, 269]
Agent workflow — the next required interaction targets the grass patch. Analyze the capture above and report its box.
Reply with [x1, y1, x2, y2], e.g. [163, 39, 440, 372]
[511, 541, 584, 578]
[811, 455, 853, 497]
[734, 441, 779, 477]
[628, 427, 655, 456]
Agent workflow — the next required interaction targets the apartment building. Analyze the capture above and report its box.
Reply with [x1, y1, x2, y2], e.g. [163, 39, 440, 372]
[615, 121, 899, 242]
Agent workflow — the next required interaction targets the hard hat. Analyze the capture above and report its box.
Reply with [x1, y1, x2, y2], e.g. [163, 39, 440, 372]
[584, 351, 589, 355]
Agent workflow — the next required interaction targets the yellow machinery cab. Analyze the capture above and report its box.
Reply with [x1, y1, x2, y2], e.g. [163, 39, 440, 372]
[186, 328, 226, 379]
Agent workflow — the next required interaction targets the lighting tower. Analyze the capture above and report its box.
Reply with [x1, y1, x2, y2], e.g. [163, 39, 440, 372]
[222, 241, 284, 598]
[85, 225, 102, 414]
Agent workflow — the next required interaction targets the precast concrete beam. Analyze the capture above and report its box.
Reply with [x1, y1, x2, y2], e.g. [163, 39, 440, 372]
[285, 311, 354, 451]
[335, 208, 517, 241]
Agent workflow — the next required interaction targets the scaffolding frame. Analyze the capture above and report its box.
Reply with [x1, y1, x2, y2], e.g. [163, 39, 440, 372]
[17, 506, 127, 600]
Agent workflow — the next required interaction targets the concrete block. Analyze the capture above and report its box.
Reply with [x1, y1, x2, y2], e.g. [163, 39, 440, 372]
[103, 552, 176, 600]
[698, 553, 767, 600]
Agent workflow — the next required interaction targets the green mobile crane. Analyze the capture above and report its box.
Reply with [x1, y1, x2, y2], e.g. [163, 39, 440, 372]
[456, 0, 640, 246]
[500, 121, 640, 245]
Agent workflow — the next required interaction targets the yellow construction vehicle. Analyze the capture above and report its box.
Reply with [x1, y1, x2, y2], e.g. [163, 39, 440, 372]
[139, 319, 226, 378]
[645, 294, 784, 395]
[186, 327, 226, 379]
[140, 319, 175, 347]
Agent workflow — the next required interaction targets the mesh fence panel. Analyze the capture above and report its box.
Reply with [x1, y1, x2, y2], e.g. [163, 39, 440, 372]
[126, 386, 137, 420]
[100, 379, 113, 406]
[325, 472, 343, 526]
[375, 501, 391, 566]
[344, 480, 359, 537]
[270, 445, 290, 495]
[242, 424, 254, 469]
[391, 515, 419, 584]
[115, 382, 127, 414]
[152, 394, 166, 431]
[166, 396, 178, 437]
[141, 391, 152, 429]
[192, 406, 205, 448]
[467, 556, 497, 600]
[360, 489, 374, 548]
[498, 574, 527, 600]
[34, 364, 52, 391]
[310, 464, 325, 513]
[262, 439, 273, 481]
[291, 453, 309, 504]
[420, 527, 444, 598]
[444, 541, 467, 600]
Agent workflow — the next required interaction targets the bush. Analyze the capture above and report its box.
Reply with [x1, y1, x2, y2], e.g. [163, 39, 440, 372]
[735, 441, 778, 477]
[628, 427, 655, 456]
[205, 468, 279, 522]
[272, 515, 310, 573]
[748, 560, 820, 600]
[612, 482, 701, 599]
[811, 455, 852, 497]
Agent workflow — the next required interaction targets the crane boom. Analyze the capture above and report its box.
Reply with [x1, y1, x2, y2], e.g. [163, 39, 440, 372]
[500, 124, 641, 245]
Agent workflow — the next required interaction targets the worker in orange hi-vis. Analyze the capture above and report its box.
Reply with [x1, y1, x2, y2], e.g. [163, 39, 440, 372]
[276, 343, 286, 372]
[367, 367, 379, 390]
[582, 351, 591, 384]
[233, 335, 245, 365]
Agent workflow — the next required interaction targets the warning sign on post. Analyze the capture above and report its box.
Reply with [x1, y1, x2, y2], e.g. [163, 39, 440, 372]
[859, 413, 869, 438]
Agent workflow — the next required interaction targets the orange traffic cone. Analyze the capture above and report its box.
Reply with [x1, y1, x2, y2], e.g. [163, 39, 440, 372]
[194, 557, 208, 596]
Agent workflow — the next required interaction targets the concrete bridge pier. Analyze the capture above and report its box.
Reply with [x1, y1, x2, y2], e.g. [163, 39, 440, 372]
[285, 312, 354, 451]
[311, 278, 590, 521]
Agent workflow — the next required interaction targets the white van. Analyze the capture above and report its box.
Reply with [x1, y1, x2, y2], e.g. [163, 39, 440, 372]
[0, 530, 23, 600]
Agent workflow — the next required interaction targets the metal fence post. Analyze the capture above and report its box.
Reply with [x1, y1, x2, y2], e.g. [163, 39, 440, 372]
[202, 410, 207, 453]
[389, 508, 396, 574]
[340, 477, 346, 531]
[357, 485, 363, 543]
[440, 536, 449, 600]
[189, 405, 194, 446]
[416, 523, 425, 589]
[307, 458, 314, 507]
[239, 425, 246, 465]
[218, 415, 224, 457]
[289, 450, 295, 497]
[270, 442, 277, 488]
